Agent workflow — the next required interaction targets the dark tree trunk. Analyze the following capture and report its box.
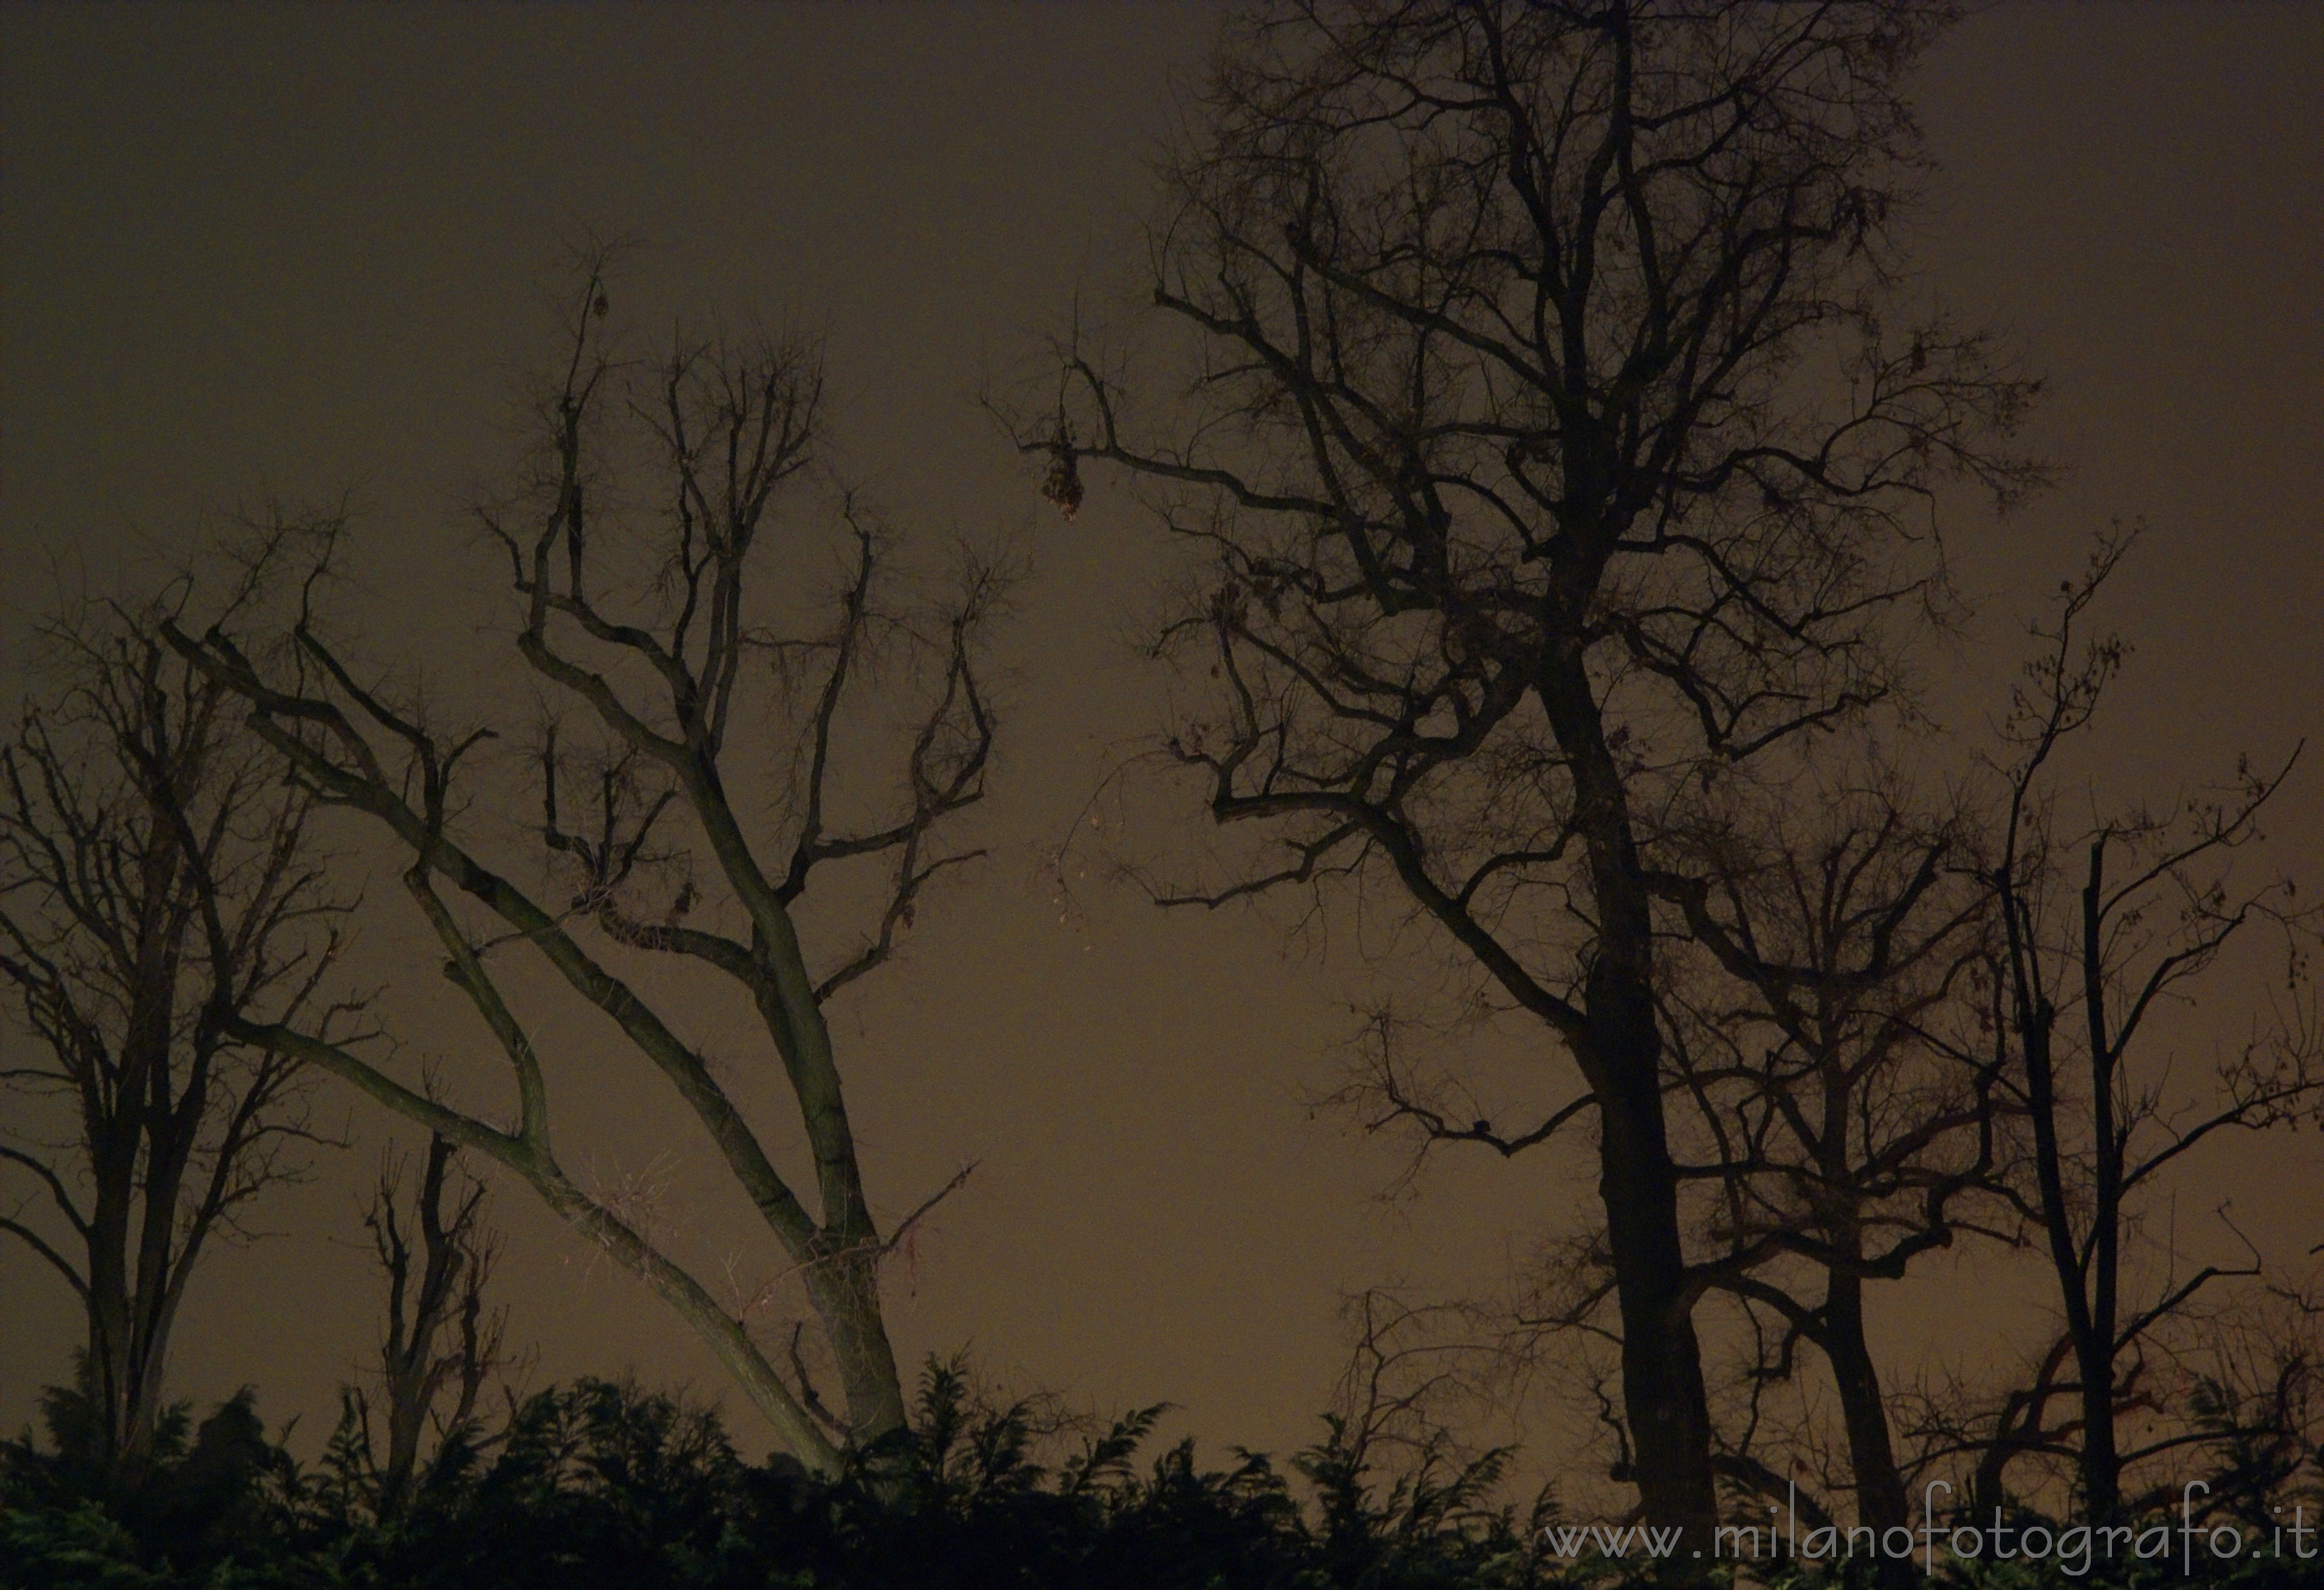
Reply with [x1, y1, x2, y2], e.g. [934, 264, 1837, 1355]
[2077, 838, 2123, 1521]
[1599, 1065, 1719, 1546]
[1822, 1270, 1909, 1530]
[2021, 981, 2121, 1520]
[1546, 657, 1719, 1548]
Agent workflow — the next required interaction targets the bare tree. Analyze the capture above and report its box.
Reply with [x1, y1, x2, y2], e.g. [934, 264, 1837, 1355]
[1464, 778, 2021, 1532]
[1641, 773, 2020, 1529]
[1981, 529, 2322, 1520]
[2168, 1281, 2324, 1532]
[346, 1131, 509, 1513]
[163, 265, 1003, 1475]
[1645, 781, 2007, 1524]
[0, 608, 354, 1473]
[1014, 0, 2039, 1543]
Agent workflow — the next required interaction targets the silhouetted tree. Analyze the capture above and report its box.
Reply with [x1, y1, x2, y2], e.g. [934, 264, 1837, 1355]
[1470, 776, 2022, 1535]
[1980, 529, 2322, 1520]
[163, 261, 1003, 1476]
[1645, 773, 2018, 1529]
[349, 1131, 509, 1513]
[1016, 0, 2040, 1544]
[0, 607, 354, 1473]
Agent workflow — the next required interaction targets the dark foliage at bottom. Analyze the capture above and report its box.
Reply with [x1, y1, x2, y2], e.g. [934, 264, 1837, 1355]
[2, 1359, 1544, 1589]
[4, 1362, 2317, 1589]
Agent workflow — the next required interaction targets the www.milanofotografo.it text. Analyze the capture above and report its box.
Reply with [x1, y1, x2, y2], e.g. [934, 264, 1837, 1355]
[1538, 1485, 2320, 1575]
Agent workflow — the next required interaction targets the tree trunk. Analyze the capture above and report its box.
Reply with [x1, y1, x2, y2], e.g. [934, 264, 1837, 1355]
[2078, 837, 2123, 1521]
[1599, 1064, 1720, 1547]
[2073, 1333, 2120, 1520]
[1545, 655, 1719, 1549]
[2021, 983, 2120, 1520]
[82, 1088, 179, 1470]
[1822, 1270, 1909, 1530]
[809, 1252, 909, 1444]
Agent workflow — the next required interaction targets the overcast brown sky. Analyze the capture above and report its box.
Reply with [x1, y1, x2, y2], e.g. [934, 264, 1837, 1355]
[4, 2, 2320, 1484]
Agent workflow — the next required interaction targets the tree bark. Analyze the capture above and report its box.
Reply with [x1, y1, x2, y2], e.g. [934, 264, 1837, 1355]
[1600, 1066, 1719, 1545]
[1822, 1270, 1909, 1530]
[1543, 655, 1720, 1546]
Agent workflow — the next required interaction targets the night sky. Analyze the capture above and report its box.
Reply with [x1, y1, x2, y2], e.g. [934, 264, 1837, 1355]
[4, 2, 2320, 1493]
